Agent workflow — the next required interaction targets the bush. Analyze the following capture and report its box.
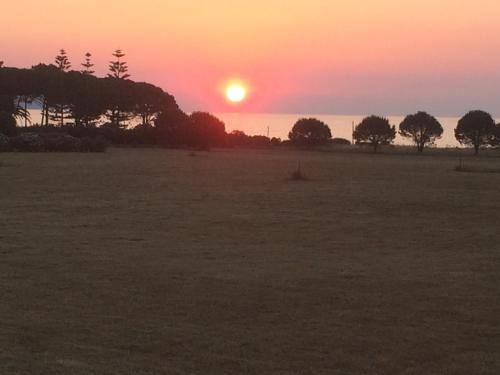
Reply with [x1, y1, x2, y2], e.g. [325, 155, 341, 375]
[80, 136, 108, 152]
[0, 133, 10, 152]
[9, 133, 45, 152]
[187, 112, 227, 149]
[248, 135, 271, 148]
[0, 111, 17, 137]
[41, 133, 81, 152]
[270, 137, 282, 146]
[330, 138, 351, 145]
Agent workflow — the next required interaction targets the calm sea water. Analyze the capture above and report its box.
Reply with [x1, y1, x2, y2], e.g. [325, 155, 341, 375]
[25, 110, 490, 148]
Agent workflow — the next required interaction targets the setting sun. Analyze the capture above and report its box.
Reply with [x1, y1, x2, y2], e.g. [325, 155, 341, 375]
[225, 83, 247, 103]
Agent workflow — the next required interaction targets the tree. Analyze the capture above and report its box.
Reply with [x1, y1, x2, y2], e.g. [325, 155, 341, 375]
[288, 118, 332, 146]
[354, 115, 396, 153]
[133, 82, 168, 126]
[108, 49, 130, 79]
[0, 63, 186, 145]
[55, 49, 71, 71]
[490, 124, 500, 147]
[154, 108, 189, 147]
[399, 111, 443, 152]
[81, 52, 95, 75]
[107, 50, 131, 127]
[0, 61, 3, 68]
[0, 111, 17, 136]
[50, 49, 73, 126]
[67, 72, 106, 127]
[187, 112, 226, 149]
[455, 110, 495, 155]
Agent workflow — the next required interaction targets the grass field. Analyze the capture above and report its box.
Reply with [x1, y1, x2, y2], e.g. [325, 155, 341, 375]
[1, 147, 500, 374]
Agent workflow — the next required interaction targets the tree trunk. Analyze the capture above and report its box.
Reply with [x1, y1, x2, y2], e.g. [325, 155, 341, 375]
[43, 102, 49, 126]
[24, 98, 28, 127]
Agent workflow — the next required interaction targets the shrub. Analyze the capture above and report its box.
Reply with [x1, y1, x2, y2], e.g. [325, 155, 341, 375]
[80, 136, 108, 152]
[9, 133, 45, 152]
[270, 137, 282, 146]
[248, 135, 271, 148]
[41, 133, 81, 152]
[0, 111, 17, 137]
[187, 112, 227, 149]
[0, 133, 10, 152]
[330, 137, 351, 145]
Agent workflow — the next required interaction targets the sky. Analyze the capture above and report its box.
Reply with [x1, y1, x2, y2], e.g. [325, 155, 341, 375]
[2, 0, 500, 115]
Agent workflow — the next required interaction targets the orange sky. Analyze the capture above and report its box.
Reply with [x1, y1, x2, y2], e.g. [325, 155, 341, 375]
[2, 0, 500, 115]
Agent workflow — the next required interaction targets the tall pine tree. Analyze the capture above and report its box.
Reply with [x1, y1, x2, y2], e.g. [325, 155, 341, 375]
[49, 49, 73, 126]
[108, 49, 130, 79]
[55, 49, 71, 71]
[81, 52, 95, 75]
[107, 49, 132, 127]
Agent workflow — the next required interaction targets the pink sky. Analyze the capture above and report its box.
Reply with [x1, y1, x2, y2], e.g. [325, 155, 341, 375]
[2, 0, 500, 115]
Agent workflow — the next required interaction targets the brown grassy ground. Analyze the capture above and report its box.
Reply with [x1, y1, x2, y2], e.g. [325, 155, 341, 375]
[1, 147, 500, 374]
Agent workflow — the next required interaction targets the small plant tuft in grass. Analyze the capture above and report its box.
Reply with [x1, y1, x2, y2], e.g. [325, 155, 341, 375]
[289, 162, 308, 181]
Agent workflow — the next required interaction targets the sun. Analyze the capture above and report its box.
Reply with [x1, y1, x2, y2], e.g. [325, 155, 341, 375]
[225, 83, 247, 103]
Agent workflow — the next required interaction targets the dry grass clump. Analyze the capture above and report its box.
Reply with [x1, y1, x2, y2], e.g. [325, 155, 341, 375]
[289, 162, 307, 180]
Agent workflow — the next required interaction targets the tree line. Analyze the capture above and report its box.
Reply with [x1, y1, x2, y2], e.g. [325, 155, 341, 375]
[1, 51, 500, 154]
[288, 111, 500, 155]
[0, 50, 179, 130]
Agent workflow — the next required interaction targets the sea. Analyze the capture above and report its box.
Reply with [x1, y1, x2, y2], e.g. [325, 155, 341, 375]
[23, 110, 492, 148]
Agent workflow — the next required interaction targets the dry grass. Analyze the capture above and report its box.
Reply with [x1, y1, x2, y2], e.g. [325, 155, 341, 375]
[1, 148, 500, 374]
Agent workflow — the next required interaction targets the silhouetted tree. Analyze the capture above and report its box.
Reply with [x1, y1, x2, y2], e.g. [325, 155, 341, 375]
[67, 72, 106, 127]
[226, 130, 272, 148]
[354, 115, 396, 153]
[455, 110, 495, 155]
[30, 64, 60, 126]
[0, 63, 183, 145]
[133, 82, 168, 126]
[0, 111, 17, 136]
[55, 49, 71, 71]
[187, 112, 226, 149]
[108, 49, 130, 79]
[399, 111, 443, 152]
[0, 61, 3, 68]
[49, 49, 73, 126]
[288, 118, 332, 146]
[14, 96, 31, 126]
[331, 137, 351, 145]
[154, 108, 190, 147]
[81, 52, 95, 75]
[490, 123, 500, 147]
[106, 50, 132, 127]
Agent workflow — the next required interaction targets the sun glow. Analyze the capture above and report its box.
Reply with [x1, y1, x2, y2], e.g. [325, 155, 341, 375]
[225, 83, 247, 103]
